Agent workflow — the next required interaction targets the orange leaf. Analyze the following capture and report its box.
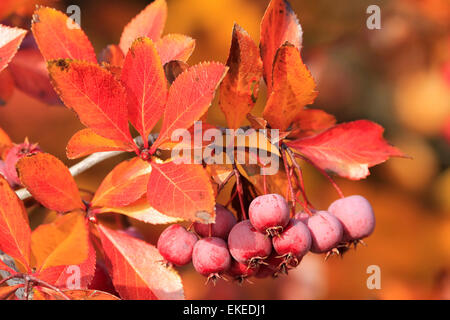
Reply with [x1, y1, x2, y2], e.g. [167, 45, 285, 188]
[0, 126, 12, 158]
[0, 24, 26, 73]
[98, 224, 184, 300]
[30, 211, 89, 272]
[150, 62, 227, 152]
[288, 109, 336, 139]
[99, 45, 125, 67]
[98, 197, 182, 225]
[0, 68, 15, 106]
[260, 0, 302, 92]
[0, 284, 22, 300]
[219, 24, 262, 129]
[31, 7, 96, 63]
[48, 60, 134, 145]
[119, 0, 167, 54]
[33, 287, 120, 300]
[0, 176, 31, 268]
[92, 158, 152, 208]
[147, 161, 215, 223]
[263, 44, 317, 130]
[66, 128, 134, 160]
[16, 153, 84, 213]
[121, 37, 167, 141]
[156, 34, 195, 65]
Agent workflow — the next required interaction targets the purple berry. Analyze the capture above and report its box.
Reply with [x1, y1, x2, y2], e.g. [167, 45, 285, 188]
[194, 204, 237, 239]
[157, 224, 198, 266]
[249, 193, 290, 236]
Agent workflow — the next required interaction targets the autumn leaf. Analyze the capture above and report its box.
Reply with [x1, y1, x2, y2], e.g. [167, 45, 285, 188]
[0, 68, 14, 106]
[30, 211, 90, 272]
[121, 37, 167, 142]
[0, 176, 31, 268]
[48, 60, 134, 145]
[66, 128, 135, 159]
[33, 287, 120, 300]
[98, 224, 184, 300]
[0, 285, 22, 300]
[31, 7, 97, 63]
[91, 158, 152, 208]
[119, 0, 167, 54]
[288, 109, 336, 139]
[150, 62, 228, 152]
[0, 126, 12, 157]
[98, 197, 182, 225]
[0, 24, 26, 73]
[260, 0, 303, 92]
[156, 34, 195, 65]
[263, 43, 318, 130]
[286, 120, 406, 180]
[219, 24, 262, 129]
[147, 161, 215, 223]
[16, 153, 84, 213]
[0, 258, 16, 273]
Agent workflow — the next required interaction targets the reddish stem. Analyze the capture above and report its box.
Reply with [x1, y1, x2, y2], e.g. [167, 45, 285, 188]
[281, 147, 296, 215]
[233, 165, 247, 220]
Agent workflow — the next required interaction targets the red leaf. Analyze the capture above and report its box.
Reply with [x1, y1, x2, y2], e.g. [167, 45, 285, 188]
[147, 161, 215, 223]
[16, 153, 84, 213]
[0, 284, 22, 300]
[48, 60, 134, 145]
[119, 0, 167, 54]
[66, 128, 134, 159]
[33, 287, 120, 300]
[0, 126, 12, 157]
[286, 120, 406, 180]
[150, 62, 227, 152]
[0, 24, 26, 73]
[31, 7, 96, 63]
[263, 44, 317, 130]
[0, 258, 15, 274]
[0, 175, 31, 267]
[92, 158, 152, 208]
[288, 109, 336, 139]
[156, 34, 195, 65]
[98, 224, 184, 300]
[260, 0, 302, 92]
[219, 24, 263, 129]
[121, 37, 167, 141]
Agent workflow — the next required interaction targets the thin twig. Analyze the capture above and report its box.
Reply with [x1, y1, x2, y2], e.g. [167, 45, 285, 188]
[281, 147, 296, 213]
[233, 165, 247, 220]
[285, 147, 314, 211]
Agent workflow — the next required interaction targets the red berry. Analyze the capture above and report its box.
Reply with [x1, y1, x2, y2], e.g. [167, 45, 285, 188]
[249, 193, 290, 236]
[328, 195, 375, 242]
[228, 220, 272, 268]
[194, 204, 237, 239]
[272, 218, 311, 267]
[3, 140, 41, 186]
[157, 224, 198, 266]
[298, 211, 343, 253]
[228, 259, 257, 283]
[192, 237, 231, 283]
[254, 253, 286, 279]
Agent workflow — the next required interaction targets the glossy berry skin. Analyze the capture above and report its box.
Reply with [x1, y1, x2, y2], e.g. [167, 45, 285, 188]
[157, 224, 198, 266]
[249, 194, 290, 236]
[192, 237, 231, 276]
[228, 220, 272, 266]
[299, 211, 343, 253]
[328, 195, 375, 241]
[272, 218, 311, 263]
[194, 204, 237, 240]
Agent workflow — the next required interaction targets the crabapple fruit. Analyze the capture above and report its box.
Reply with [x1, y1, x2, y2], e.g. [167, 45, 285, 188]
[249, 193, 290, 236]
[228, 259, 257, 283]
[299, 211, 343, 253]
[228, 220, 272, 268]
[328, 195, 375, 242]
[254, 253, 287, 278]
[192, 237, 231, 282]
[272, 218, 311, 267]
[157, 224, 198, 266]
[194, 204, 237, 239]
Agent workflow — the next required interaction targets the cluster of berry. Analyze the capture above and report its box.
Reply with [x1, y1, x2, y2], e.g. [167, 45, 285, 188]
[157, 194, 375, 284]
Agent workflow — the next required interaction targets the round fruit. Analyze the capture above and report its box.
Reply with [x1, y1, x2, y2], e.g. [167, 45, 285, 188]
[299, 211, 343, 253]
[328, 195, 375, 241]
[228, 259, 257, 283]
[157, 224, 198, 266]
[194, 204, 237, 239]
[272, 218, 311, 266]
[228, 220, 272, 268]
[192, 237, 231, 282]
[254, 253, 286, 279]
[249, 193, 290, 236]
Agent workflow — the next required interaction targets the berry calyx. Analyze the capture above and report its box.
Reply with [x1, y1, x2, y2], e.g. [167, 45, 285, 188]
[157, 224, 198, 266]
[249, 193, 290, 236]
[228, 220, 272, 268]
[194, 204, 237, 239]
[228, 259, 257, 284]
[192, 237, 231, 285]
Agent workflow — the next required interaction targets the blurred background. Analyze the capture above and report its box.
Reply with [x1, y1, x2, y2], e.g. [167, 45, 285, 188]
[0, 0, 449, 299]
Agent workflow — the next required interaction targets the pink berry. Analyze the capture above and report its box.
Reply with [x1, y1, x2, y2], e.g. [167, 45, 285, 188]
[228, 220, 272, 268]
[298, 211, 343, 253]
[249, 193, 290, 236]
[254, 253, 286, 279]
[194, 204, 237, 239]
[272, 218, 311, 266]
[192, 237, 231, 282]
[157, 224, 198, 266]
[228, 259, 257, 283]
[4, 140, 41, 186]
[328, 195, 375, 241]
